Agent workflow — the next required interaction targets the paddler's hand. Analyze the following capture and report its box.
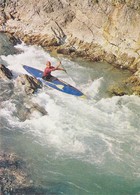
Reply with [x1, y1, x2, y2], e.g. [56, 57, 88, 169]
[56, 61, 61, 66]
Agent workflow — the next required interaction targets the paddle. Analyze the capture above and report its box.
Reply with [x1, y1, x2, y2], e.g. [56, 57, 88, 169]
[57, 60, 67, 73]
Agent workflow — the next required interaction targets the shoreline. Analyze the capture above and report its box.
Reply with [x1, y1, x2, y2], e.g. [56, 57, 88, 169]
[1, 30, 139, 96]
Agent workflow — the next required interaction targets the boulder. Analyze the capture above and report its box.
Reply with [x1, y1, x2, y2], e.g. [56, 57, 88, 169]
[0, 80, 14, 101]
[0, 64, 13, 80]
[0, 33, 19, 55]
[0, 152, 32, 194]
[15, 74, 42, 95]
[57, 47, 76, 55]
[125, 75, 140, 95]
[15, 101, 48, 121]
[108, 84, 128, 96]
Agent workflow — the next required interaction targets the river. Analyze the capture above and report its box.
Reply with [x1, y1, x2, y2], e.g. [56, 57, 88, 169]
[0, 43, 140, 195]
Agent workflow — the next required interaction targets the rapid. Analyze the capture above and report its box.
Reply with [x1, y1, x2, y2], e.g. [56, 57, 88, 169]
[0, 43, 140, 195]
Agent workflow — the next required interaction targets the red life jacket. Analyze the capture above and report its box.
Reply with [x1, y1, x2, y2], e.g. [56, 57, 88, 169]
[43, 66, 56, 77]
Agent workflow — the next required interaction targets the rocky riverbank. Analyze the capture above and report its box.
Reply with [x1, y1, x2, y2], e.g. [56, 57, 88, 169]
[0, 0, 140, 94]
[0, 152, 33, 194]
[0, 152, 65, 194]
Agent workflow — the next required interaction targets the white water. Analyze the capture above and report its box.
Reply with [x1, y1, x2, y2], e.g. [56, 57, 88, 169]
[1, 43, 140, 194]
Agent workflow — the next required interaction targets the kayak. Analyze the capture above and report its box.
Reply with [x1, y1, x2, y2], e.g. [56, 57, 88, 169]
[23, 65, 85, 97]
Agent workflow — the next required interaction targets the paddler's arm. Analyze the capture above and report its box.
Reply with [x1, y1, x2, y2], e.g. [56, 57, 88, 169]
[55, 61, 66, 72]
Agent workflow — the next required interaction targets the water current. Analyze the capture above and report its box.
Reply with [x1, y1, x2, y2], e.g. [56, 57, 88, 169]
[0, 43, 140, 195]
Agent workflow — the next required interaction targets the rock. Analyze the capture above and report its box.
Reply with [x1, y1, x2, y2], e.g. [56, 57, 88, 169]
[30, 103, 48, 116]
[57, 47, 75, 55]
[0, 80, 14, 101]
[108, 84, 128, 96]
[0, 64, 13, 80]
[134, 68, 140, 79]
[105, 53, 117, 64]
[6, 32, 22, 45]
[2, 1, 140, 65]
[21, 34, 58, 47]
[0, 152, 32, 194]
[15, 101, 48, 121]
[0, 33, 18, 55]
[15, 74, 42, 95]
[125, 75, 140, 95]
[132, 85, 140, 95]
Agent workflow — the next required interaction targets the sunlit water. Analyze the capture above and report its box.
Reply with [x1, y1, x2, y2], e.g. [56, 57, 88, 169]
[0, 43, 140, 195]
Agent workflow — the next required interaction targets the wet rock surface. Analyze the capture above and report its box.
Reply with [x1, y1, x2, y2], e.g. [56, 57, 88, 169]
[15, 74, 42, 95]
[108, 85, 128, 96]
[14, 100, 48, 121]
[0, 64, 13, 80]
[0, 80, 14, 101]
[0, 33, 19, 55]
[0, 152, 32, 195]
[0, 64, 42, 95]
[125, 75, 140, 95]
[0, 152, 60, 195]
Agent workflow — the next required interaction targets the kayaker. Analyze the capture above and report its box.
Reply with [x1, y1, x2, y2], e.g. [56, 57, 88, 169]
[42, 61, 66, 80]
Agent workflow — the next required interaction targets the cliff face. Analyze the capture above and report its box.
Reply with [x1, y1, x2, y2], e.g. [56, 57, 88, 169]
[0, 0, 140, 76]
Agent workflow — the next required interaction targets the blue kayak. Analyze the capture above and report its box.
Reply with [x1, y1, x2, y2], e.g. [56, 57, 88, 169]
[23, 65, 85, 97]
